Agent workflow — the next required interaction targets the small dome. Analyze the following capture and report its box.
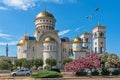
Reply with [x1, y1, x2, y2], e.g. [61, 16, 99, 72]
[73, 37, 82, 43]
[19, 39, 25, 45]
[36, 11, 54, 19]
[73, 34, 82, 43]
[44, 36, 55, 42]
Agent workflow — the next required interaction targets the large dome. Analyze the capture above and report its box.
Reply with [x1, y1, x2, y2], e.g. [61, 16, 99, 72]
[36, 11, 54, 19]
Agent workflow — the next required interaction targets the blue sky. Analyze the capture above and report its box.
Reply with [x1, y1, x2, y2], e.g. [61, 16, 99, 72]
[0, 0, 120, 57]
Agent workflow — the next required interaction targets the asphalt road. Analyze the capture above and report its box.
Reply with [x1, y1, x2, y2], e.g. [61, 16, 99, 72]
[0, 73, 120, 80]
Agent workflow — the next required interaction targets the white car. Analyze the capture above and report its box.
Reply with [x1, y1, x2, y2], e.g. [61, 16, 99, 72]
[10, 70, 32, 76]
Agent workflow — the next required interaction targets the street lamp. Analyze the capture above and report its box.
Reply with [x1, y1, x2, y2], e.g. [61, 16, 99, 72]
[86, 8, 99, 54]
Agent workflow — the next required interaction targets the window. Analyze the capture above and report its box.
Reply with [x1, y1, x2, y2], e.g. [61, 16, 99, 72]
[94, 33, 97, 37]
[101, 42, 103, 44]
[50, 45, 52, 50]
[85, 38, 88, 42]
[33, 47, 34, 52]
[95, 47, 97, 53]
[95, 42, 97, 45]
[63, 48, 66, 52]
[47, 45, 49, 50]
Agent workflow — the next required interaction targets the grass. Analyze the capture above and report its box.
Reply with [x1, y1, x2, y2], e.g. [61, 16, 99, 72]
[31, 71, 63, 78]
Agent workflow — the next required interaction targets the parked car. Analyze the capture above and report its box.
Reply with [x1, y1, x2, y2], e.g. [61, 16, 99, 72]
[10, 70, 32, 76]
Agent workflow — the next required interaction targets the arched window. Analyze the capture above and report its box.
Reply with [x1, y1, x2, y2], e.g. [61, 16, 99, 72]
[94, 33, 97, 37]
[95, 47, 97, 53]
[100, 47, 104, 53]
[33, 47, 34, 52]
[47, 45, 49, 50]
[50, 45, 52, 50]
[85, 38, 88, 42]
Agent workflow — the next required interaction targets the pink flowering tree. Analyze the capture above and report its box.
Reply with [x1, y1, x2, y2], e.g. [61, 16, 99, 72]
[64, 53, 100, 72]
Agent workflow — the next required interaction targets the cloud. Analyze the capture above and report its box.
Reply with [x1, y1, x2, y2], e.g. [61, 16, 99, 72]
[0, 0, 77, 10]
[0, 41, 18, 46]
[58, 29, 71, 36]
[0, 33, 12, 40]
[41, 0, 77, 3]
[0, 0, 37, 10]
[0, 6, 7, 10]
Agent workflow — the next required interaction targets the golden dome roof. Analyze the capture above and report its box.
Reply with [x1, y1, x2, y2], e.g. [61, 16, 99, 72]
[73, 37, 82, 43]
[36, 11, 54, 19]
[44, 36, 55, 42]
[19, 39, 25, 45]
[73, 34, 82, 43]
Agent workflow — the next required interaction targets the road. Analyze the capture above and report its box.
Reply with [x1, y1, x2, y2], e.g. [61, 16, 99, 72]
[0, 73, 120, 80]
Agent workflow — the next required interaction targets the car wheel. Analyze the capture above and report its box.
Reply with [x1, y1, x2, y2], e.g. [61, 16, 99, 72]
[26, 73, 30, 76]
[13, 73, 16, 76]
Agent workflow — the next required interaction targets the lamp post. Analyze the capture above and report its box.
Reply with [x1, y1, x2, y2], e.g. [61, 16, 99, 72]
[86, 8, 99, 54]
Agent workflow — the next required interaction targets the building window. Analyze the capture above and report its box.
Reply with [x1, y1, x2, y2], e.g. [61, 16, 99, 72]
[33, 47, 34, 52]
[95, 42, 97, 45]
[47, 45, 49, 50]
[85, 38, 88, 42]
[95, 47, 97, 53]
[50, 45, 52, 50]
[46, 20, 48, 22]
[63, 48, 66, 52]
[94, 33, 97, 37]
[101, 42, 103, 44]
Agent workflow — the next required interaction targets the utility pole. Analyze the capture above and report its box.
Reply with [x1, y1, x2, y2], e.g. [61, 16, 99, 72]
[86, 8, 99, 54]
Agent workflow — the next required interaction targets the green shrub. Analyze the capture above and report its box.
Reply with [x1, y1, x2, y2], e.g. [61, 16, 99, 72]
[76, 70, 87, 76]
[92, 70, 99, 76]
[101, 69, 110, 76]
[44, 65, 51, 70]
[31, 71, 63, 78]
[112, 70, 120, 75]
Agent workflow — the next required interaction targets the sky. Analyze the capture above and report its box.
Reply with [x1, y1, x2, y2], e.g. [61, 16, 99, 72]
[0, 0, 120, 57]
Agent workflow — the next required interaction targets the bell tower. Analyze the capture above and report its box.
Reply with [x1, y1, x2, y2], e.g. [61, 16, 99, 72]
[92, 22, 106, 54]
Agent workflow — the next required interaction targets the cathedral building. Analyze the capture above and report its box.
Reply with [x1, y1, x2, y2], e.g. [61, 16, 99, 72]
[17, 9, 106, 68]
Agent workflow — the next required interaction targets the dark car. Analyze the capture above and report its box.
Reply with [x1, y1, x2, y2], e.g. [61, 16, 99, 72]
[10, 70, 32, 76]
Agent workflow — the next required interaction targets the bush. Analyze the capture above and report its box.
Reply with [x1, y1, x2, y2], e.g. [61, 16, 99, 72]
[31, 71, 63, 78]
[76, 70, 87, 76]
[112, 70, 120, 75]
[50, 68, 61, 73]
[101, 69, 110, 76]
[44, 65, 51, 70]
[92, 70, 99, 76]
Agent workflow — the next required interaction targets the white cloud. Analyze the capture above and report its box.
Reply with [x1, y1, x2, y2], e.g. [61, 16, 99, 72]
[0, 33, 12, 40]
[0, 6, 7, 10]
[0, 41, 18, 45]
[0, 33, 11, 37]
[58, 29, 71, 36]
[0, 0, 37, 10]
[41, 0, 77, 3]
[0, 0, 77, 10]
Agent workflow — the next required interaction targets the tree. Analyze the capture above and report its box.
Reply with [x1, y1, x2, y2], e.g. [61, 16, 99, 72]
[14, 59, 24, 69]
[33, 58, 43, 70]
[100, 53, 119, 69]
[63, 58, 73, 65]
[64, 53, 100, 72]
[0, 59, 12, 70]
[25, 59, 34, 70]
[46, 58, 57, 69]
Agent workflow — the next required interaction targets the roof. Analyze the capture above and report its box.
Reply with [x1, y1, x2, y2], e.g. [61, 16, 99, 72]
[61, 37, 69, 42]
[29, 36, 36, 40]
